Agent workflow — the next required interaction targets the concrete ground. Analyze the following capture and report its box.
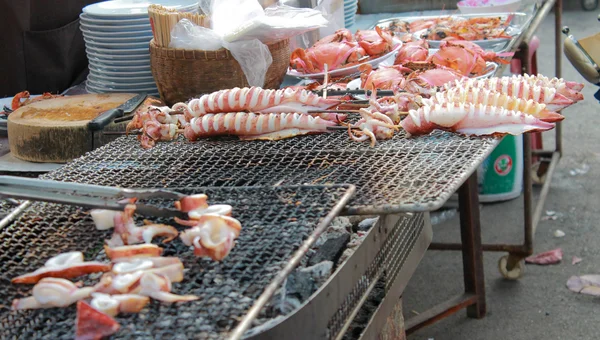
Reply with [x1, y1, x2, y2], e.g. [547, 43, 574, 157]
[403, 3, 600, 340]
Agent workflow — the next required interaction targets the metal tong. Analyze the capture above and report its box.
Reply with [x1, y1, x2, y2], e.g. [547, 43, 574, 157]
[0, 176, 188, 219]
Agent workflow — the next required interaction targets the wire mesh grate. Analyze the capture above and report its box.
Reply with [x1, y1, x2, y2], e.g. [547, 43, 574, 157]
[42, 131, 497, 214]
[0, 185, 353, 339]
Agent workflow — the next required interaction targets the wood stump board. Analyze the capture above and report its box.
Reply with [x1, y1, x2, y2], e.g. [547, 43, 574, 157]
[8, 93, 135, 163]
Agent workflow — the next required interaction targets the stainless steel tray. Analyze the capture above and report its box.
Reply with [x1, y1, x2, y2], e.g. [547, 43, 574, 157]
[371, 12, 534, 53]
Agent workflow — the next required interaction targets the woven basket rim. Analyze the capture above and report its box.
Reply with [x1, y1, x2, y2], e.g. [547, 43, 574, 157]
[149, 38, 289, 60]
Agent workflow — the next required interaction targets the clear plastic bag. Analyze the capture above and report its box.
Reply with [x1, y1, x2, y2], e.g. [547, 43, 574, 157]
[168, 19, 223, 50]
[224, 39, 273, 87]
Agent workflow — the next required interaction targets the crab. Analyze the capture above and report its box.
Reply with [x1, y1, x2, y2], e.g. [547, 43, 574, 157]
[11, 91, 63, 111]
[355, 26, 395, 57]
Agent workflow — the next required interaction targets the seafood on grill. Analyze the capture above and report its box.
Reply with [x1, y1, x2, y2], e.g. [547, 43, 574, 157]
[430, 86, 565, 123]
[359, 64, 410, 91]
[12, 278, 94, 310]
[444, 76, 578, 111]
[105, 204, 179, 247]
[174, 194, 233, 223]
[11, 90, 63, 111]
[183, 112, 338, 142]
[138, 272, 198, 303]
[90, 293, 150, 317]
[76, 300, 120, 340]
[126, 105, 187, 132]
[111, 257, 184, 283]
[179, 214, 243, 261]
[347, 108, 400, 147]
[512, 73, 585, 102]
[12, 251, 111, 284]
[400, 102, 556, 137]
[175, 194, 208, 212]
[104, 244, 164, 261]
[175, 87, 341, 118]
[140, 121, 180, 149]
[394, 39, 429, 64]
[420, 15, 514, 41]
[404, 67, 466, 95]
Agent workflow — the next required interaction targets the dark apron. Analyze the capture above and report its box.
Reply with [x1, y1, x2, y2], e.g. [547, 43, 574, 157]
[0, 0, 101, 97]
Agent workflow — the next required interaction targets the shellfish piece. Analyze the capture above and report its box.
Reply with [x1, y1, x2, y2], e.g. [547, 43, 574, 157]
[347, 108, 399, 147]
[401, 102, 555, 137]
[104, 244, 164, 261]
[12, 278, 94, 310]
[175, 194, 209, 213]
[431, 87, 565, 123]
[183, 112, 337, 142]
[76, 300, 120, 340]
[187, 87, 341, 117]
[90, 210, 120, 230]
[12, 252, 111, 285]
[179, 214, 242, 261]
[405, 68, 465, 95]
[90, 293, 150, 317]
[138, 272, 198, 303]
[188, 204, 233, 219]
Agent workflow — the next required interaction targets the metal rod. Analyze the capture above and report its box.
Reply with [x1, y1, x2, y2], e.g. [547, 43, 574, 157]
[307, 109, 361, 114]
[405, 293, 477, 335]
[0, 200, 31, 231]
[522, 132, 534, 258]
[314, 89, 397, 97]
[228, 185, 356, 340]
[458, 173, 486, 318]
[531, 152, 560, 242]
[555, 0, 563, 155]
[429, 242, 531, 256]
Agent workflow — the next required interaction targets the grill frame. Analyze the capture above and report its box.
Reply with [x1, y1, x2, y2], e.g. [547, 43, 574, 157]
[0, 185, 355, 340]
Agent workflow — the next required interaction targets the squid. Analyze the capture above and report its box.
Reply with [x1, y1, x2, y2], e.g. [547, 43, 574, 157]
[11, 251, 111, 284]
[401, 102, 555, 137]
[12, 278, 94, 310]
[76, 300, 120, 340]
[104, 244, 164, 261]
[105, 204, 179, 247]
[179, 214, 242, 261]
[90, 293, 150, 317]
[347, 108, 399, 147]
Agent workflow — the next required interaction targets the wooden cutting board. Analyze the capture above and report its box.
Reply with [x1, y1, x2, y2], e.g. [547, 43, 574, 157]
[8, 93, 135, 163]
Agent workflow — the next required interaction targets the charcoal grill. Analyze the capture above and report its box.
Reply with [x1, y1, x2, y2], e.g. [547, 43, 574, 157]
[0, 185, 355, 339]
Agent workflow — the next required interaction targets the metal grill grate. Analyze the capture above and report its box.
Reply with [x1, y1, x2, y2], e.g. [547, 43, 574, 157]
[0, 200, 20, 220]
[43, 131, 497, 214]
[329, 213, 425, 339]
[0, 185, 353, 339]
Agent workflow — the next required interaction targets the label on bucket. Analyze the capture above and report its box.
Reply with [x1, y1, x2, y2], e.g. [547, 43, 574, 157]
[477, 134, 523, 199]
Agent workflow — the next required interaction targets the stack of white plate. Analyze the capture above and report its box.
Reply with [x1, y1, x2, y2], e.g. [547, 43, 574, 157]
[80, 0, 199, 95]
[344, 0, 358, 28]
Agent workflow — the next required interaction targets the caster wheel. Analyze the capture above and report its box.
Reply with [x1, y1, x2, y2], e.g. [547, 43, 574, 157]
[498, 255, 524, 280]
[582, 0, 598, 11]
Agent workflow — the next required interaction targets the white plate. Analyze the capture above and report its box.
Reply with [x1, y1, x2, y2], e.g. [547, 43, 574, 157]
[80, 26, 153, 38]
[83, 0, 198, 17]
[86, 85, 159, 96]
[87, 79, 157, 90]
[89, 65, 153, 77]
[87, 55, 151, 66]
[80, 13, 150, 25]
[83, 32, 152, 43]
[287, 42, 402, 80]
[89, 71, 155, 83]
[84, 38, 150, 49]
[86, 45, 149, 55]
[86, 84, 159, 94]
[89, 60, 151, 70]
[80, 22, 151, 32]
[86, 49, 150, 60]
[412, 29, 515, 53]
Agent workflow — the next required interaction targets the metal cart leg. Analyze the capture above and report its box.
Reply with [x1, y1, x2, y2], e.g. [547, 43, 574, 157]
[458, 172, 486, 318]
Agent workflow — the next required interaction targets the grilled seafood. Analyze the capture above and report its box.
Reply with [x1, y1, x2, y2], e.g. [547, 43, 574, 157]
[394, 40, 430, 64]
[127, 105, 187, 132]
[404, 67, 466, 95]
[76, 300, 120, 340]
[178, 87, 341, 117]
[179, 214, 243, 261]
[90, 293, 150, 317]
[111, 258, 184, 283]
[105, 204, 178, 247]
[444, 77, 576, 111]
[138, 272, 198, 303]
[356, 26, 394, 57]
[183, 112, 337, 141]
[347, 108, 400, 147]
[290, 41, 366, 73]
[12, 251, 111, 284]
[428, 40, 505, 76]
[430, 86, 565, 123]
[401, 102, 555, 137]
[512, 74, 584, 102]
[359, 64, 410, 91]
[12, 278, 94, 310]
[104, 244, 164, 261]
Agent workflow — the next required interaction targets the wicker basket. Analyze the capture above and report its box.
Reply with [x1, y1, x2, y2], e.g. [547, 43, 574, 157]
[149, 39, 290, 106]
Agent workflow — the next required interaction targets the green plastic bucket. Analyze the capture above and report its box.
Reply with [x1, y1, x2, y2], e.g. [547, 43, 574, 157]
[477, 134, 523, 202]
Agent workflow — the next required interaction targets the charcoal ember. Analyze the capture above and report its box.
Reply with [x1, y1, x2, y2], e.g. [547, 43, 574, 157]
[309, 233, 350, 267]
[339, 231, 368, 264]
[285, 270, 316, 301]
[315, 217, 352, 247]
[357, 217, 378, 232]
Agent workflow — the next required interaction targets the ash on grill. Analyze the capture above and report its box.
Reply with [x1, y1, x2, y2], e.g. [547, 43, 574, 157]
[0, 186, 352, 339]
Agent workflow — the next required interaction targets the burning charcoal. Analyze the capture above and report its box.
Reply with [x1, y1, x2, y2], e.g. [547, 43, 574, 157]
[285, 270, 316, 301]
[357, 217, 378, 232]
[308, 233, 351, 267]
